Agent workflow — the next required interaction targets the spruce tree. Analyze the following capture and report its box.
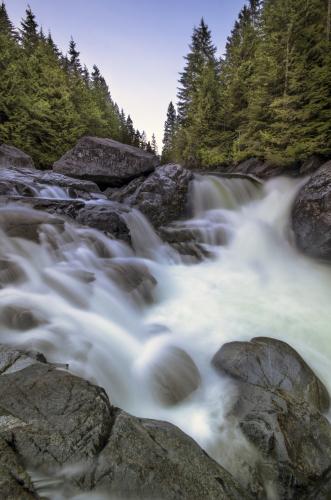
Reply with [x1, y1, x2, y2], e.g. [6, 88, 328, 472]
[68, 37, 82, 74]
[162, 101, 177, 163]
[177, 18, 217, 125]
[151, 133, 158, 155]
[20, 6, 39, 50]
[0, 2, 15, 36]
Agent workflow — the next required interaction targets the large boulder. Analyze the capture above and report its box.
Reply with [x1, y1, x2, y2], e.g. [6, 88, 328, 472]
[0, 144, 34, 169]
[53, 136, 159, 187]
[212, 337, 331, 499]
[79, 409, 246, 500]
[0, 345, 246, 500]
[212, 337, 330, 412]
[292, 161, 331, 261]
[109, 164, 194, 228]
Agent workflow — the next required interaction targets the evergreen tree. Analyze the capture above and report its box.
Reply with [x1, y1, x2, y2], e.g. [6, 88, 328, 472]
[151, 133, 158, 155]
[20, 5, 39, 50]
[162, 101, 177, 163]
[68, 37, 81, 74]
[177, 18, 217, 125]
[0, 2, 15, 37]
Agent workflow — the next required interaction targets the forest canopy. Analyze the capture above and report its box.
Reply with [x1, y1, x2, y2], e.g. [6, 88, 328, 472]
[162, 0, 331, 168]
[0, 3, 157, 167]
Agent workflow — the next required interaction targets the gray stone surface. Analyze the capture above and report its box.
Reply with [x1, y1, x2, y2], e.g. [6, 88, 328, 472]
[213, 337, 331, 499]
[109, 164, 194, 228]
[0, 144, 34, 169]
[212, 337, 330, 411]
[53, 136, 159, 187]
[80, 409, 246, 500]
[292, 161, 331, 261]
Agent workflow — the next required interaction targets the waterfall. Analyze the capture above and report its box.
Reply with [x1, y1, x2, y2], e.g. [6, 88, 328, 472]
[0, 174, 330, 483]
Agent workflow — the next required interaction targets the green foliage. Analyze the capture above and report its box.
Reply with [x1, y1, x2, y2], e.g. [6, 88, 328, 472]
[0, 3, 146, 167]
[167, 0, 331, 168]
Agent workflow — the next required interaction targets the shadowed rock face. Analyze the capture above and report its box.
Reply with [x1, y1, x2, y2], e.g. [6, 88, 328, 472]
[108, 164, 194, 228]
[0, 144, 34, 169]
[0, 345, 246, 500]
[53, 136, 159, 187]
[292, 162, 331, 262]
[212, 337, 331, 499]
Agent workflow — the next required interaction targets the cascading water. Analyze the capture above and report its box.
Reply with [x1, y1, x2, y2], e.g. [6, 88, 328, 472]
[0, 175, 331, 497]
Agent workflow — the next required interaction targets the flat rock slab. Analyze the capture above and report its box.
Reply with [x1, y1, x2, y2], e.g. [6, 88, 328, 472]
[292, 161, 331, 261]
[0, 164, 101, 200]
[53, 136, 159, 187]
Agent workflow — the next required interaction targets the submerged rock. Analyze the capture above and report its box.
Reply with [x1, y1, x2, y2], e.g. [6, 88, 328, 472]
[0, 144, 34, 169]
[105, 259, 157, 303]
[53, 136, 158, 187]
[292, 162, 331, 261]
[137, 342, 201, 405]
[213, 337, 331, 499]
[0, 206, 64, 242]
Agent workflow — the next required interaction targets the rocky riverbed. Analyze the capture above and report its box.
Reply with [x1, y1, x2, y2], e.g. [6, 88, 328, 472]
[0, 139, 330, 499]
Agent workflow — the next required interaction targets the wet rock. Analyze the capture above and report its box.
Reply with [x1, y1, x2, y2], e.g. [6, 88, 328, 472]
[235, 384, 331, 499]
[137, 342, 201, 405]
[0, 258, 26, 288]
[116, 164, 193, 228]
[0, 305, 46, 331]
[0, 437, 37, 499]
[0, 206, 64, 242]
[292, 162, 331, 261]
[212, 337, 330, 412]
[0, 199, 132, 243]
[0, 344, 246, 500]
[0, 363, 112, 470]
[76, 202, 131, 242]
[105, 259, 157, 303]
[0, 144, 34, 169]
[213, 337, 331, 499]
[80, 409, 246, 500]
[53, 136, 158, 187]
[0, 165, 102, 200]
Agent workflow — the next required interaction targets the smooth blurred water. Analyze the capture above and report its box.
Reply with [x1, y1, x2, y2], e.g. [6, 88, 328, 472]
[0, 175, 330, 488]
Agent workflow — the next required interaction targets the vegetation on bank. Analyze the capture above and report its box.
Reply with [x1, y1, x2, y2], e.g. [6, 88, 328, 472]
[162, 0, 331, 168]
[0, 3, 157, 168]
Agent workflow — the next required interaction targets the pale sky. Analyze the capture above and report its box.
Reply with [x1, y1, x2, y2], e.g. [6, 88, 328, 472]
[7, 0, 246, 149]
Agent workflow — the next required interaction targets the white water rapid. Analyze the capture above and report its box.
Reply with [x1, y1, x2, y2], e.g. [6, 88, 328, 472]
[1, 175, 331, 496]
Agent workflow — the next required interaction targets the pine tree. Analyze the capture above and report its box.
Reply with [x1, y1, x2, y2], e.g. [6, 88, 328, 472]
[0, 2, 15, 37]
[20, 5, 39, 50]
[177, 18, 217, 125]
[162, 101, 177, 163]
[68, 37, 82, 74]
[151, 133, 158, 155]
